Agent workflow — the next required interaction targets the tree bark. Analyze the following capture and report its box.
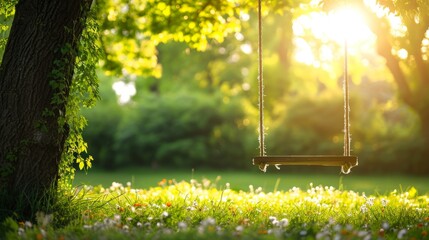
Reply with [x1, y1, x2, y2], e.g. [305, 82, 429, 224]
[0, 0, 91, 220]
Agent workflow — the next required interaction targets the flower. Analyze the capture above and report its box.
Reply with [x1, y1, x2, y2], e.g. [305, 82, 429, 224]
[133, 202, 145, 208]
[158, 179, 167, 186]
[397, 229, 407, 239]
[178, 221, 188, 230]
[366, 197, 375, 206]
[360, 204, 368, 213]
[279, 218, 289, 228]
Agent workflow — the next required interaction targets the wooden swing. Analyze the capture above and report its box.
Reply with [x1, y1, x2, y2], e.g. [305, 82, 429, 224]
[253, 1, 358, 174]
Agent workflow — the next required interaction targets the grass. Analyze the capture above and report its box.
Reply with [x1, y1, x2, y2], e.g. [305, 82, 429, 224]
[74, 167, 429, 194]
[4, 168, 429, 239]
[6, 177, 429, 239]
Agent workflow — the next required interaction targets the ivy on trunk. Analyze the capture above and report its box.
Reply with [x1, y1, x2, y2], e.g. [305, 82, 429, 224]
[0, 0, 92, 220]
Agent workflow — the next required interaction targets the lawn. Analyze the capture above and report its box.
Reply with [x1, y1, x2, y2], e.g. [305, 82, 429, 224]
[4, 168, 429, 239]
[74, 167, 429, 194]
[8, 175, 429, 239]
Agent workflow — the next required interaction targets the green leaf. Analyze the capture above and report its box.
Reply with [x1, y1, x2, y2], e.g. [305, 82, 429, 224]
[79, 161, 84, 170]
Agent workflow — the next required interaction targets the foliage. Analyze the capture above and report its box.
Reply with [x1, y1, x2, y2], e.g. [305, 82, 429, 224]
[266, 88, 426, 173]
[0, 0, 16, 61]
[84, 89, 255, 170]
[3, 179, 429, 239]
[57, 8, 102, 188]
[83, 5, 427, 173]
[96, 0, 246, 77]
[268, 94, 345, 156]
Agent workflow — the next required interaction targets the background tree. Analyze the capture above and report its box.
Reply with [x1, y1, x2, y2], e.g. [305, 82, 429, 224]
[358, 0, 429, 172]
[375, 1, 428, 144]
[323, 0, 429, 172]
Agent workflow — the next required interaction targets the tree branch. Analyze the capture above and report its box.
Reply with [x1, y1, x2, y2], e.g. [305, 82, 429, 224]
[356, 0, 415, 108]
[402, 10, 429, 87]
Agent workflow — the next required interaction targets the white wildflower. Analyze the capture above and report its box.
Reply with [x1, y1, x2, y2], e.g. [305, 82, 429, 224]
[397, 229, 407, 239]
[366, 197, 375, 206]
[272, 220, 279, 227]
[333, 224, 342, 232]
[83, 225, 92, 230]
[202, 178, 211, 188]
[36, 212, 53, 228]
[346, 224, 353, 231]
[201, 217, 216, 226]
[280, 218, 289, 228]
[186, 206, 196, 211]
[198, 225, 205, 234]
[24, 221, 32, 228]
[18, 228, 25, 236]
[316, 232, 327, 239]
[357, 230, 368, 237]
[178, 221, 188, 230]
[360, 204, 368, 213]
[40, 229, 47, 238]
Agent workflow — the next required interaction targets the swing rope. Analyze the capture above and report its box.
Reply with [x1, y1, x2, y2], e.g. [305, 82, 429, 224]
[254, 1, 358, 173]
[257, 0, 265, 157]
[343, 39, 351, 156]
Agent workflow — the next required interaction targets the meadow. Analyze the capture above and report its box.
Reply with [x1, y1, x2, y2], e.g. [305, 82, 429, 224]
[74, 167, 429, 194]
[3, 168, 429, 239]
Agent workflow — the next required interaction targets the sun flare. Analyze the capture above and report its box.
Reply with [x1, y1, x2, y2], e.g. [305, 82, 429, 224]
[293, 5, 375, 67]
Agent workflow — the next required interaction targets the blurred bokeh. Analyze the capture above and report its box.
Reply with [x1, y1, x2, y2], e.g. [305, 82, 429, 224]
[81, 0, 429, 175]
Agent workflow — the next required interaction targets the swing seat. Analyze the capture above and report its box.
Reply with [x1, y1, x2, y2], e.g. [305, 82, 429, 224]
[253, 155, 358, 174]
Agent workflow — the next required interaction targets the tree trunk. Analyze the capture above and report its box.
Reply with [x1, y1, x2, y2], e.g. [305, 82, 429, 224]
[357, 0, 429, 173]
[0, 0, 91, 220]
[418, 107, 429, 158]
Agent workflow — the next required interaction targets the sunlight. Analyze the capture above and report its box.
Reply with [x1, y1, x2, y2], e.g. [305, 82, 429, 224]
[328, 7, 372, 44]
[293, 5, 375, 67]
[112, 81, 136, 104]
